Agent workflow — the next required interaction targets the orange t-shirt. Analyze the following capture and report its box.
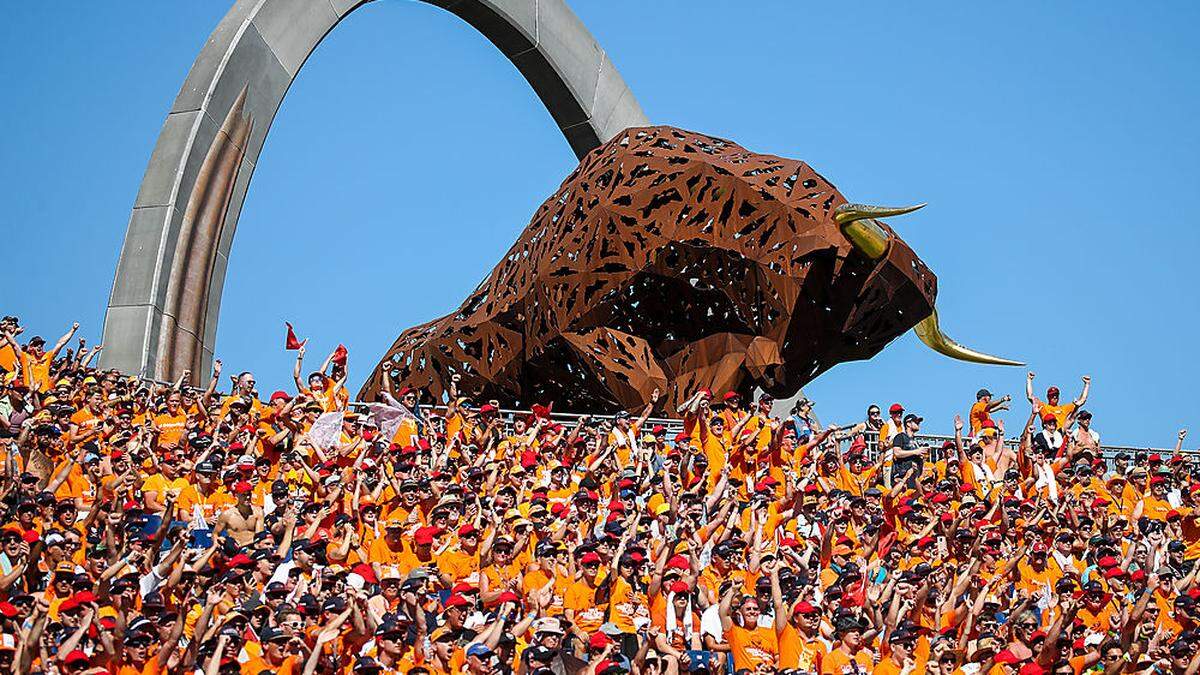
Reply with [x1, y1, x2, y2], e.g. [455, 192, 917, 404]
[608, 577, 649, 633]
[822, 648, 873, 674]
[728, 624, 779, 672]
[778, 624, 826, 671]
[153, 412, 188, 448]
[969, 401, 991, 434]
[1040, 402, 1077, 429]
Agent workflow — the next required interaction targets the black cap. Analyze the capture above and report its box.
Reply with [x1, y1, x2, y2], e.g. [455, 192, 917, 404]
[833, 615, 867, 635]
[976, 388, 992, 399]
[260, 626, 288, 643]
[903, 414, 923, 425]
[124, 631, 154, 647]
[354, 657, 384, 673]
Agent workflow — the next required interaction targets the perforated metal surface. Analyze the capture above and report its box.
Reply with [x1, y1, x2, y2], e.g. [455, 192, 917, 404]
[363, 126, 937, 411]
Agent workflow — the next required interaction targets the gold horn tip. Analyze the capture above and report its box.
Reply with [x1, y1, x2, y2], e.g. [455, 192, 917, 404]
[913, 309, 1024, 367]
[834, 202, 926, 225]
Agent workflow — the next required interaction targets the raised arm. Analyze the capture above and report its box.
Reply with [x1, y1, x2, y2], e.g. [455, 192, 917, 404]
[1025, 371, 1036, 404]
[1076, 375, 1090, 407]
[49, 322, 79, 360]
[635, 388, 660, 430]
[293, 341, 310, 392]
[202, 359, 223, 406]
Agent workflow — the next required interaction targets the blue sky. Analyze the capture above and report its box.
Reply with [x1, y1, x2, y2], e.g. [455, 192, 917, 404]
[2, 2, 1197, 446]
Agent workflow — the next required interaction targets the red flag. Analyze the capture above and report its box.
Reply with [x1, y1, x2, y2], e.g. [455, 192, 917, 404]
[530, 402, 554, 420]
[332, 344, 348, 365]
[284, 322, 303, 350]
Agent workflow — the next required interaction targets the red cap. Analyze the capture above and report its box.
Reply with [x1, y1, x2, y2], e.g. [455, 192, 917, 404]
[233, 481, 253, 494]
[1129, 569, 1146, 583]
[444, 594, 470, 609]
[63, 650, 90, 665]
[666, 555, 690, 570]
[458, 523, 479, 537]
[673, 432, 690, 443]
[479, 404, 498, 415]
[1091, 497, 1108, 508]
[270, 390, 291, 403]
[607, 501, 626, 513]
[520, 451, 538, 469]
[994, 650, 1020, 665]
[1103, 567, 1126, 580]
[414, 526, 442, 546]
[889, 403, 904, 414]
[72, 591, 97, 604]
[651, 425, 666, 436]
[0, 602, 17, 618]
[589, 633, 613, 649]
[452, 582, 477, 595]
[916, 536, 935, 548]
[1047, 386, 1059, 396]
[22, 530, 39, 544]
[1041, 413, 1057, 424]
[722, 391, 740, 401]
[496, 591, 520, 604]
[580, 552, 602, 565]
[793, 600, 819, 615]
[930, 492, 950, 504]
[1097, 556, 1118, 568]
[939, 512, 954, 523]
[1151, 476, 1168, 486]
[1019, 664, 1047, 675]
[227, 553, 253, 568]
[668, 581, 690, 594]
[1150, 453, 1163, 463]
[352, 563, 378, 585]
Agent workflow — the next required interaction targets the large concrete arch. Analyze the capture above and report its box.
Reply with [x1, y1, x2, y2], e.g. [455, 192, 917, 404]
[101, 0, 648, 380]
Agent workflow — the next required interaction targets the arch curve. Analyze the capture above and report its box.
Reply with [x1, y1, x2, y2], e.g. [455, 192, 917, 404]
[101, 0, 648, 379]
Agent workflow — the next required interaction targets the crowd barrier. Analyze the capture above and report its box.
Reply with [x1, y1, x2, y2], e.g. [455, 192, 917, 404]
[150, 378, 1179, 467]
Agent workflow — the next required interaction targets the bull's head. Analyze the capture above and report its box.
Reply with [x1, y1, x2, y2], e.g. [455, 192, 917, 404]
[364, 126, 1020, 410]
[835, 203, 1022, 367]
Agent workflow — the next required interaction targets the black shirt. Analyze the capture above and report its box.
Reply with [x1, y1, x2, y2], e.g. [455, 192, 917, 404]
[890, 432, 923, 488]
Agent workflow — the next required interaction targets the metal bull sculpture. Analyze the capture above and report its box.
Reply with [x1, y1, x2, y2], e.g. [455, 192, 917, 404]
[361, 126, 1020, 411]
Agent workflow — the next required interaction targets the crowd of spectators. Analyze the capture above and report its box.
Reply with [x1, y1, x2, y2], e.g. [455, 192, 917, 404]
[0, 314, 1197, 675]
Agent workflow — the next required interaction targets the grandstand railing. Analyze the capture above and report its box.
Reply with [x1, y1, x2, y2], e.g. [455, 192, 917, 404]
[154, 380, 1178, 464]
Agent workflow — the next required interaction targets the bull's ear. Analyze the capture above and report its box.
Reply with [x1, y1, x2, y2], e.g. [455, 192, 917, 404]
[914, 309, 1024, 366]
[834, 203, 925, 259]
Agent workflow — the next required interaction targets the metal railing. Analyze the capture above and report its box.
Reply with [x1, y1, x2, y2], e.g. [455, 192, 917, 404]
[137, 376, 1180, 465]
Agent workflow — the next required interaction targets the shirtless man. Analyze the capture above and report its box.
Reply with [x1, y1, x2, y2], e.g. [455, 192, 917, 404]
[213, 481, 263, 546]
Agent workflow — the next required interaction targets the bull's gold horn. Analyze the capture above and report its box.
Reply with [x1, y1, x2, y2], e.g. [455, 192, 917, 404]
[914, 308, 1024, 366]
[833, 202, 925, 259]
